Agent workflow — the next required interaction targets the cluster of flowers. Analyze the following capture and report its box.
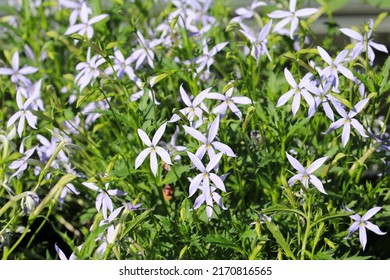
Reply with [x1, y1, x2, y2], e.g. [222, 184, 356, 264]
[1, 0, 388, 256]
[228, 0, 388, 250]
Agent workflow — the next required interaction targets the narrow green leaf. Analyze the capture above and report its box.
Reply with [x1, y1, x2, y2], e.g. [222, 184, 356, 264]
[264, 218, 297, 260]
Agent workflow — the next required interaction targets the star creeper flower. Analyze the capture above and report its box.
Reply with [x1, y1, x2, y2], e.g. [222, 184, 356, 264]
[169, 85, 210, 125]
[183, 115, 236, 160]
[323, 98, 369, 147]
[129, 31, 163, 69]
[135, 122, 172, 177]
[268, 0, 318, 39]
[193, 185, 228, 220]
[286, 152, 328, 194]
[231, 0, 267, 23]
[195, 40, 228, 75]
[348, 207, 386, 250]
[82, 182, 127, 220]
[187, 151, 226, 198]
[64, 2, 108, 39]
[0, 51, 38, 86]
[9, 144, 36, 179]
[7, 91, 39, 137]
[240, 20, 273, 61]
[75, 48, 105, 92]
[317, 46, 355, 90]
[276, 68, 316, 116]
[104, 48, 139, 82]
[340, 19, 388, 64]
[308, 76, 341, 121]
[207, 86, 252, 119]
[59, 0, 92, 25]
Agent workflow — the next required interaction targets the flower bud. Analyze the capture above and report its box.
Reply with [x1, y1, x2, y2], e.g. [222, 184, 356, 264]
[21, 192, 39, 215]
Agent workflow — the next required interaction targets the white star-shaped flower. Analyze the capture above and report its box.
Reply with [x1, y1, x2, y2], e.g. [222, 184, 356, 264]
[135, 122, 172, 177]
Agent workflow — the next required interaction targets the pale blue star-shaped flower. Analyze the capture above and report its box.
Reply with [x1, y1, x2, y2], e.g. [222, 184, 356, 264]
[183, 115, 236, 160]
[286, 152, 328, 194]
[64, 2, 108, 39]
[9, 144, 36, 179]
[74, 48, 105, 92]
[207, 86, 252, 120]
[135, 122, 172, 177]
[240, 20, 273, 62]
[340, 19, 388, 64]
[268, 0, 318, 39]
[0, 51, 38, 86]
[276, 68, 317, 116]
[169, 85, 210, 126]
[231, 0, 267, 23]
[317, 46, 355, 90]
[82, 181, 127, 220]
[348, 207, 386, 250]
[323, 98, 369, 147]
[187, 151, 226, 198]
[7, 90, 39, 138]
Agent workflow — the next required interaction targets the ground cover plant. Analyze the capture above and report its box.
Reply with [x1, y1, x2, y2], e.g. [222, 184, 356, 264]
[0, 0, 389, 260]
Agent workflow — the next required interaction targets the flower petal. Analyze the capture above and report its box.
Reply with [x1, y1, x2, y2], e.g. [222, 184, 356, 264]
[152, 122, 167, 146]
[341, 121, 351, 147]
[187, 151, 205, 172]
[286, 153, 305, 173]
[351, 119, 367, 137]
[211, 192, 227, 210]
[359, 226, 367, 250]
[183, 125, 207, 143]
[209, 173, 226, 192]
[307, 157, 328, 174]
[12, 51, 19, 71]
[348, 221, 359, 237]
[179, 84, 192, 106]
[150, 150, 158, 176]
[155, 146, 172, 165]
[284, 68, 297, 88]
[89, 14, 108, 25]
[206, 152, 223, 172]
[276, 89, 295, 107]
[340, 28, 362, 41]
[137, 128, 152, 147]
[309, 175, 327, 194]
[349, 98, 369, 118]
[189, 174, 203, 197]
[317, 46, 332, 65]
[212, 141, 236, 157]
[135, 148, 151, 169]
[208, 116, 219, 142]
[323, 118, 345, 134]
[295, 8, 318, 17]
[362, 206, 382, 220]
[365, 221, 387, 235]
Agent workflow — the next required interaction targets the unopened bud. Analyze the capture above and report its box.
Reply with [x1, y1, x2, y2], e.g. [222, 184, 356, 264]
[21, 192, 39, 215]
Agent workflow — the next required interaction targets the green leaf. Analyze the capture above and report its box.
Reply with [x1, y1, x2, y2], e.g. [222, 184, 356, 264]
[169, 15, 179, 29]
[120, 208, 153, 239]
[162, 165, 190, 185]
[149, 70, 178, 87]
[179, 245, 188, 260]
[287, 118, 310, 138]
[90, 108, 137, 128]
[204, 234, 245, 256]
[263, 218, 297, 260]
[373, 12, 388, 29]
[106, 42, 118, 50]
